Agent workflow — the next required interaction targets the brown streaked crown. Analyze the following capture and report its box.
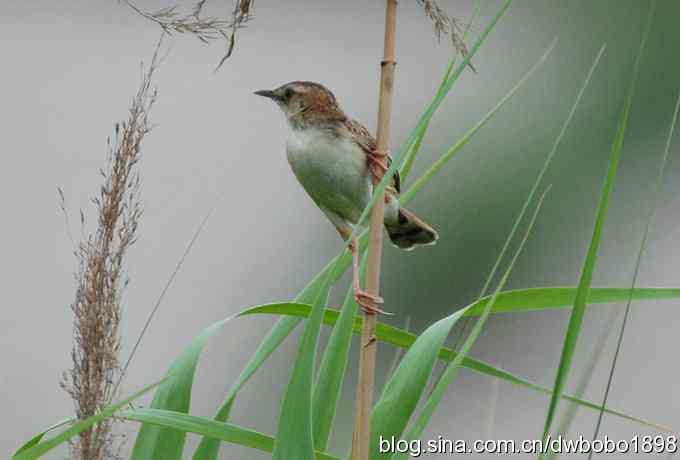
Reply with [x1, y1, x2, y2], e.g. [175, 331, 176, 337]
[255, 81, 346, 128]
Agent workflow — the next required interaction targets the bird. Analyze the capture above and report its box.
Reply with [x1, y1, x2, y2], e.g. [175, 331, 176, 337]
[255, 81, 438, 314]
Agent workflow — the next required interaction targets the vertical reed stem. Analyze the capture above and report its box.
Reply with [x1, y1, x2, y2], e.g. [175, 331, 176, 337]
[352, 1, 398, 459]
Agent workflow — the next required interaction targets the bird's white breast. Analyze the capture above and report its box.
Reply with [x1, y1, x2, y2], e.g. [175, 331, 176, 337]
[286, 127, 371, 224]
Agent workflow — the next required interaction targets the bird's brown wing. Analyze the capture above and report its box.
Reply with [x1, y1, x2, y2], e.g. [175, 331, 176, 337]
[344, 118, 400, 194]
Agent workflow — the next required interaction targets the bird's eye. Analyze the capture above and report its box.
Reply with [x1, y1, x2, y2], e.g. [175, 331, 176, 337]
[284, 88, 294, 99]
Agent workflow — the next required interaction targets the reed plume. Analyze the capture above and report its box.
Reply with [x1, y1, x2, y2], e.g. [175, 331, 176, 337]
[60, 48, 159, 460]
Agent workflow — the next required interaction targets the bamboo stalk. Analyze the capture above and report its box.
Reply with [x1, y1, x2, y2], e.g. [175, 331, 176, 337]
[351, 1, 398, 459]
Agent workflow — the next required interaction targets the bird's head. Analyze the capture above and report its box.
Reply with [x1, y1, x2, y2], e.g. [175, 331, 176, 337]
[255, 81, 345, 129]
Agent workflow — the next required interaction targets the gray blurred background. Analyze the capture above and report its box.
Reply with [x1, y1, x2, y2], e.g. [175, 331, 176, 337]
[3, 0, 680, 458]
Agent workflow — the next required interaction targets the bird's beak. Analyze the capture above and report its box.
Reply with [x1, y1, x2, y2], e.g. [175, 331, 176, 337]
[254, 89, 279, 101]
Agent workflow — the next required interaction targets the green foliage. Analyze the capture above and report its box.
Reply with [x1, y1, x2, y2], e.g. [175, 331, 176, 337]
[236, 300, 676, 431]
[539, 2, 656, 449]
[464, 287, 680, 316]
[390, 183, 550, 460]
[12, 418, 73, 458]
[469, 42, 605, 300]
[312, 258, 365, 451]
[13, 383, 159, 460]
[271, 269, 335, 460]
[123, 408, 340, 460]
[588, 34, 680, 453]
[16, 285, 680, 458]
[192, 255, 352, 459]
[399, 0, 482, 181]
[16, 1, 680, 459]
[132, 315, 240, 459]
[201, 1, 517, 458]
[370, 311, 466, 460]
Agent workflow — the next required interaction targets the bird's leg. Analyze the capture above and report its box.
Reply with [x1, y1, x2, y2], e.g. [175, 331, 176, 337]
[367, 149, 389, 183]
[349, 238, 389, 315]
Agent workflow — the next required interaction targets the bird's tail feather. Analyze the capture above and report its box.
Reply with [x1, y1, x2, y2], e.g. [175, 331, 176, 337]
[386, 208, 438, 250]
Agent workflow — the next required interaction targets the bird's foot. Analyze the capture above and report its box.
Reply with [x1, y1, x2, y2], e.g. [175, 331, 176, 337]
[354, 288, 391, 315]
[367, 150, 389, 182]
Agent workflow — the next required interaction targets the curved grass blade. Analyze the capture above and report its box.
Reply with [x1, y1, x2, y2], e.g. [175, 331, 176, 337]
[12, 418, 74, 457]
[479, 43, 605, 301]
[132, 295, 314, 459]
[369, 310, 467, 460]
[191, 317, 299, 459]
[546, 308, 621, 460]
[401, 37, 556, 205]
[345, 0, 516, 245]
[272, 264, 337, 460]
[239, 302, 678, 434]
[399, 0, 482, 181]
[13, 382, 159, 460]
[194, 321, 328, 458]
[24, 283, 677, 459]
[130, 409, 274, 454]
[539, 4, 655, 450]
[451, 44, 605, 351]
[246, 286, 680, 323]
[369, 182, 542, 459]
[589, 56, 679, 457]
[18, 286, 677, 459]
[397, 0, 512, 168]
[390, 187, 549, 460]
[462, 287, 680, 317]
[312, 256, 366, 451]
[538, 92, 679, 455]
[132, 314, 247, 459]
[385, 316, 411, 381]
[122, 408, 340, 460]
[192, 251, 354, 459]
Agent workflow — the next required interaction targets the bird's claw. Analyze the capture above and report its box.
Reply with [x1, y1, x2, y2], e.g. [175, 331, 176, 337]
[354, 288, 391, 315]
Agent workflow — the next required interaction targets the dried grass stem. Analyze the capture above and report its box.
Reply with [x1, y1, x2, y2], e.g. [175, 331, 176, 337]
[123, 0, 254, 69]
[351, 2, 398, 459]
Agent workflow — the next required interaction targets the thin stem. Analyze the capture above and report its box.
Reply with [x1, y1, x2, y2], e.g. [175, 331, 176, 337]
[587, 88, 679, 460]
[452, 41, 602, 353]
[485, 362, 501, 439]
[351, 1, 398, 459]
[113, 208, 212, 398]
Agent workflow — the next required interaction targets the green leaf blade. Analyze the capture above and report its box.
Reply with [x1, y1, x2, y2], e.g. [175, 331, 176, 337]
[462, 287, 680, 317]
[272, 267, 336, 460]
[14, 383, 159, 460]
[539, 3, 655, 447]
[391, 182, 550, 460]
[312, 256, 365, 451]
[12, 418, 74, 457]
[369, 311, 466, 460]
[122, 408, 341, 460]
[236, 300, 679, 434]
[132, 316, 237, 459]
[192, 251, 351, 459]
